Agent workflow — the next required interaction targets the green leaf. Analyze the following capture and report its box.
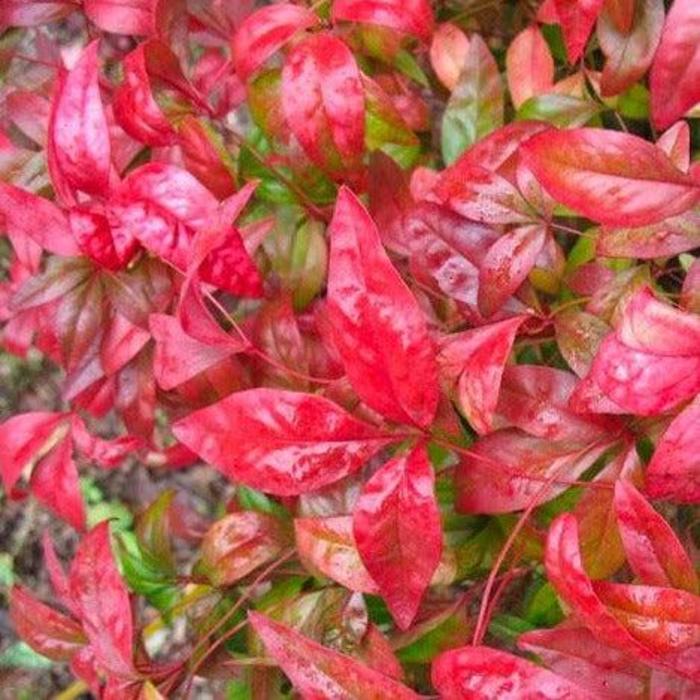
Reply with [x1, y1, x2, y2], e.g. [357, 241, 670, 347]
[517, 94, 601, 127]
[0, 642, 53, 670]
[441, 35, 503, 164]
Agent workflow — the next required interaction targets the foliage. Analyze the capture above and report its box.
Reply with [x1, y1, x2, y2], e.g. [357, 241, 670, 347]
[1, 0, 700, 697]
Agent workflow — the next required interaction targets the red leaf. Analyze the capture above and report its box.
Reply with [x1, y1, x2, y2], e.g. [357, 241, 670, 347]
[69, 522, 134, 678]
[327, 187, 439, 428]
[495, 365, 615, 442]
[431, 645, 595, 699]
[604, 0, 636, 33]
[249, 612, 420, 699]
[478, 224, 547, 317]
[173, 389, 395, 496]
[69, 207, 139, 270]
[646, 396, 700, 503]
[0, 411, 67, 495]
[506, 25, 555, 108]
[594, 580, 700, 653]
[598, 0, 664, 97]
[650, 0, 700, 130]
[438, 315, 525, 434]
[9, 586, 86, 662]
[30, 434, 85, 531]
[352, 444, 441, 629]
[112, 41, 178, 147]
[553, 0, 605, 63]
[518, 624, 648, 699]
[545, 513, 657, 660]
[84, 0, 158, 35]
[0, 183, 79, 258]
[455, 431, 611, 513]
[48, 41, 111, 200]
[110, 162, 218, 271]
[657, 121, 691, 172]
[522, 128, 700, 227]
[43, 532, 80, 617]
[614, 480, 698, 592]
[430, 23, 470, 91]
[282, 33, 365, 179]
[332, 0, 434, 42]
[295, 515, 380, 593]
[149, 313, 236, 390]
[232, 3, 318, 82]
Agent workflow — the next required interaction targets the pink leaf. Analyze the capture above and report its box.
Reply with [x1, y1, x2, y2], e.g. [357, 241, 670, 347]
[173, 389, 395, 496]
[430, 23, 470, 91]
[478, 224, 547, 317]
[332, 0, 434, 42]
[232, 4, 318, 82]
[614, 480, 698, 592]
[506, 25, 555, 108]
[431, 645, 595, 699]
[646, 396, 700, 503]
[149, 313, 236, 390]
[84, 0, 158, 35]
[327, 187, 439, 428]
[69, 522, 134, 678]
[249, 612, 420, 699]
[48, 41, 111, 200]
[650, 0, 700, 130]
[0, 1, 76, 26]
[522, 128, 700, 227]
[438, 315, 525, 434]
[295, 515, 380, 594]
[353, 444, 441, 629]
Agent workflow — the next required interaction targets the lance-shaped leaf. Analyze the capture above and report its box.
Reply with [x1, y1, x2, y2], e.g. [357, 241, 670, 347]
[438, 315, 525, 435]
[646, 396, 700, 503]
[282, 33, 364, 179]
[84, 0, 159, 35]
[295, 515, 380, 593]
[577, 287, 700, 415]
[650, 0, 700, 130]
[173, 389, 395, 496]
[9, 586, 86, 662]
[112, 41, 178, 147]
[0, 1, 76, 26]
[249, 612, 420, 699]
[327, 187, 439, 428]
[431, 645, 595, 699]
[149, 313, 236, 390]
[495, 365, 616, 443]
[597, 207, 700, 259]
[593, 580, 700, 653]
[332, 0, 434, 43]
[555, 310, 611, 378]
[352, 444, 441, 630]
[69, 207, 138, 271]
[554, 0, 605, 63]
[574, 446, 639, 580]
[478, 225, 546, 317]
[455, 431, 611, 514]
[0, 183, 79, 258]
[441, 35, 503, 165]
[521, 128, 700, 227]
[518, 625, 648, 699]
[232, 4, 318, 82]
[30, 434, 85, 531]
[506, 25, 555, 109]
[48, 41, 111, 200]
[657, 121, 690, 171]
[430, 23, 470, 91]
[614, 480, 698, 593]
[197, 512, 289, 587]
[0, 412, 68, 495]
[598, 0, 664, 97]
[69, 522, 134, 679]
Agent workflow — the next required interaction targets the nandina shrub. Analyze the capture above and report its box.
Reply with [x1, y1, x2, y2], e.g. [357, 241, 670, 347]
[1, 0, 700, 696]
